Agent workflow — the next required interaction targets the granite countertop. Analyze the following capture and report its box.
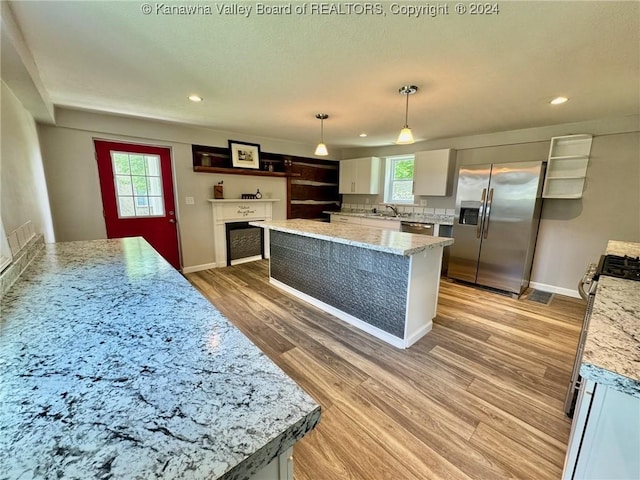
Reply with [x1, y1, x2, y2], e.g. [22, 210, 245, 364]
[252, 219, 453, 256]
[580, 240, 640, 398]
[0, 238, 320, 479]
[325, 210, 455, 226]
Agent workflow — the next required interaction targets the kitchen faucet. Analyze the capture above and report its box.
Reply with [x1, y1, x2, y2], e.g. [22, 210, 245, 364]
[386, 204, 399, 216]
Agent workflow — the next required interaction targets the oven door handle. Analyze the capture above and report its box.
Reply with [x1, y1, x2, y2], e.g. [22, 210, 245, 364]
[578, 279, 588, 301]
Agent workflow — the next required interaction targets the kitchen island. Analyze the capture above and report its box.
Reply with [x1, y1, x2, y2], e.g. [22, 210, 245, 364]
[0, 238, 320, 479]
[251, 219, 453, 348]
[563, 240, 640, 479]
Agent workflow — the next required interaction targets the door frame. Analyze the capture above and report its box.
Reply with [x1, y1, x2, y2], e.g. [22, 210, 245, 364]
[93, 137, 183, 269]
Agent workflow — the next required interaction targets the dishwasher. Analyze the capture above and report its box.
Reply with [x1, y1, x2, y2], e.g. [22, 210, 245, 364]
[401, 222, 450, 274]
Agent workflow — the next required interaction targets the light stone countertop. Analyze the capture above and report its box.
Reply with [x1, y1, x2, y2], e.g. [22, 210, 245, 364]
[606, 239, 640, 258]
[325, 210, 455, 226]
[0, 238, 320, 479]
[252, 219, 453, 256]
[580, 240, 640, 398]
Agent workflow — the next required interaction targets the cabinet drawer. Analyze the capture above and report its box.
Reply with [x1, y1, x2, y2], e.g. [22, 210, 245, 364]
[331, 215, 361, 224]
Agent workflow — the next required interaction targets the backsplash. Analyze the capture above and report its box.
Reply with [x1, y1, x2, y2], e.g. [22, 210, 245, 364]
[0, 233, 45, 299]
[341, 202, 455, 216]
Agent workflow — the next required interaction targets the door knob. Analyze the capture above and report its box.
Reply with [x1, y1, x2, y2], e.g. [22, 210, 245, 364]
[169, 219, 175, 223]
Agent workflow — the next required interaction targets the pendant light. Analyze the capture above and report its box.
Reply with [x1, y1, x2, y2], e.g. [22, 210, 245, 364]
[396, 85, 418, 144]
[314, 113, 329, 156]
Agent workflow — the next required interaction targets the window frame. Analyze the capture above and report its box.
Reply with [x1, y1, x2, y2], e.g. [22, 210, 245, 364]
[110, 151, 166, 219]
[384, 155, 415, 204]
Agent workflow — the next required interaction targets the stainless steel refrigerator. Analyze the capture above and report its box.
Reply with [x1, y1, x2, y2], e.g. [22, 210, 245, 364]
[448, 161, 545, 296]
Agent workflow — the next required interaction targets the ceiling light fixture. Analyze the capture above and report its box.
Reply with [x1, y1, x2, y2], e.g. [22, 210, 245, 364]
[397, 85, 418, 144]
[550, 96, 568, 105]
[314, 113, 329, 156]
[359, 133, 368, 137]
[188, 95, 203, 102]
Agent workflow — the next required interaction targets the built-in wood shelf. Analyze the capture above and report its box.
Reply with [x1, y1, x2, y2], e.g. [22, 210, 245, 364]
[194, 166, 300, 177]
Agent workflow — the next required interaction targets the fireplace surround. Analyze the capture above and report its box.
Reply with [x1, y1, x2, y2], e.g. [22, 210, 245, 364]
[208, 199, 279, 268]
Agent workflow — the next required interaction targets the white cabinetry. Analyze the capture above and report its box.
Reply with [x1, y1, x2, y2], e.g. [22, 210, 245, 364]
[339, 157, 381, 194]
[563, 379, 640, 479]
[248, 447, 294, 480]
[543, 134, 592, 199]
[330, 214, 360, 225]
[330, 215, 401, 231]
[360, 217, 401, 231]
[413, 149, 456, 196]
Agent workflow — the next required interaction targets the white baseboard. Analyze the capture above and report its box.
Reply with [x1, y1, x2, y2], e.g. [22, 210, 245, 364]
[230, 255, 263, 266]
[182, 262, 218, 274]
[270, 278, 409, 349]
[405, 322, 432, 348]
[529, 281, 580, 299]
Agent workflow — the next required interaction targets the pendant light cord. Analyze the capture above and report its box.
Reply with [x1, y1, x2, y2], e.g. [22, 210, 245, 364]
[404, 91, 410, 128]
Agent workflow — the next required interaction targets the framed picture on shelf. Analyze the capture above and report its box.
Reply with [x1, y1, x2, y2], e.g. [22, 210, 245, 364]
[228, 140, 261, 169]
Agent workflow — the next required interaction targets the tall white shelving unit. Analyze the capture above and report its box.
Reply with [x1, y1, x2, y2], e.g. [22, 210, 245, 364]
[543, 134, 593, 199]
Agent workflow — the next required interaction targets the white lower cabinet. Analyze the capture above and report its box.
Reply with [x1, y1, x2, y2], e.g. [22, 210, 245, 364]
[360, 217, 401, 231]
[330, 215, 360, 225]
[330, 215, 400, 231]
[249, 447, 293, 480]
[563, 379, 640, 479]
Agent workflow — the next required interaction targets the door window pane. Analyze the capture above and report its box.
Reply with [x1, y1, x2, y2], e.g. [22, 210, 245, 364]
[147, 177, 162, 196]
[111, 152, 165, 218]
[129, 155, 146, 175]
[113, 153, 131, 174]
[115, 176, 133, 196]
[145, 156, 160, 176]
[118, 197, 135, 217]
[149, 197, 164, 215]
[132, 176, 148, 196]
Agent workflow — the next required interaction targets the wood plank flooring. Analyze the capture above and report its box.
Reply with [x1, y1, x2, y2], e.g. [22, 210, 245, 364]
[186, 261, 585, 480]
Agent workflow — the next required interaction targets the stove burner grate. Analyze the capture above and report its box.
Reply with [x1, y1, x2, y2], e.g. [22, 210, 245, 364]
[596, 255, 640, 281]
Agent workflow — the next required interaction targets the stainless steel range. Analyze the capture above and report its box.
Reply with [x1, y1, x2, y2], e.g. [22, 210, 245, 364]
[564, 254, 640, 417]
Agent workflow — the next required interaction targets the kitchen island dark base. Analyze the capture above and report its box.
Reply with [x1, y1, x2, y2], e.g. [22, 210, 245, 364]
[266, 229, 444, 348]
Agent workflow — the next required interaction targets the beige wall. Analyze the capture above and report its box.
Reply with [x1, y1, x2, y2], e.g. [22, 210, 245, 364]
[38, 108, 326, 269]
[341, 125, 640, 295]
[35, 106, 640, 292]
[1, 81, 54, 242]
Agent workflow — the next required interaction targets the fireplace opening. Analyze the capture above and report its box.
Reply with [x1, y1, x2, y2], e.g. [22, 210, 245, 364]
[225, 221, 265, 266]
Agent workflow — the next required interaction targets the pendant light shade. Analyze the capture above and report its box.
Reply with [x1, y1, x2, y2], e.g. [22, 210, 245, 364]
[314, 113, 329, 156]
[396, 85, 418, 145]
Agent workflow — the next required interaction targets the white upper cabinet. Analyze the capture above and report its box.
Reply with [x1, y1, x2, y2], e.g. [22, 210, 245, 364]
[339, 157, 381, 194]
[413, 149, 456, 196]
[543, 134, 593, 199]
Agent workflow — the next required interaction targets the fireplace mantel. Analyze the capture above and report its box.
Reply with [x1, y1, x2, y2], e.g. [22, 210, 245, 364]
[208, 199, 280, 267]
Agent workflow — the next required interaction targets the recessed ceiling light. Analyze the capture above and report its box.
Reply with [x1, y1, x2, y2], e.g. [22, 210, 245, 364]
[359, 133, 367, 137]
[550, 96, 568, 105]
[188, 95, 203, 102]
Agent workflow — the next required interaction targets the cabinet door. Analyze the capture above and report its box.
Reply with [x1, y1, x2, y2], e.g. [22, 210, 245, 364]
[353, 157, 380, 194]
[339, 160, 355, 194]
[413, 149, 455, 196]
[573, 384, 640, 479]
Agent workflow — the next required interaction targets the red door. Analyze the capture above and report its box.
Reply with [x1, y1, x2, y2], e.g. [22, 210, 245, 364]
[95, 140, 181, 269]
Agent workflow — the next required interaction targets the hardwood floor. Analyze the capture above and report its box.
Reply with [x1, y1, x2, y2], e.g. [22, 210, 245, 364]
[186, 261, 585, 480]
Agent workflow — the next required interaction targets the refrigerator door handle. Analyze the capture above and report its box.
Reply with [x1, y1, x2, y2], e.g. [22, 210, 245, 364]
[483, 188, 494, 239]
[477, 188, 487, 238]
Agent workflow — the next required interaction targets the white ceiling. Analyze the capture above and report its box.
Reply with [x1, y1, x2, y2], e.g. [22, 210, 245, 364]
[7, 1, 640, 148]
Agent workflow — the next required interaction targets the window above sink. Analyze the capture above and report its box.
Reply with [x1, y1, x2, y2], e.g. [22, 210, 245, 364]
[384, 155, 415, 204]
